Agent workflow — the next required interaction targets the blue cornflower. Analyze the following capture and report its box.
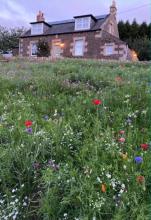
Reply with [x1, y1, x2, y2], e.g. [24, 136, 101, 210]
[26, 127, 32, 134]
[126, 118, 132, 124]
[135, 156, 143, 164]
[43, 115, 49, 121]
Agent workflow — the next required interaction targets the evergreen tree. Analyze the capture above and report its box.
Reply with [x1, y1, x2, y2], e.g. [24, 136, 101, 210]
[37, 40, 50, 57]
[118, 20, 151, 60]
[125, 20, 131, 39]
[118, 21, 126, 39]
[131, 19, 139, 39]
[139, 22, 148, 38]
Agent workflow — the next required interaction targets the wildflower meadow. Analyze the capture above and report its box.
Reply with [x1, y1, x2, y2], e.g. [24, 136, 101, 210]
[0, 59, 151, 220]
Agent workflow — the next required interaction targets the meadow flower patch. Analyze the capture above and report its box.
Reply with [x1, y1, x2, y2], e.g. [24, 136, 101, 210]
[0, 59, 150, 219]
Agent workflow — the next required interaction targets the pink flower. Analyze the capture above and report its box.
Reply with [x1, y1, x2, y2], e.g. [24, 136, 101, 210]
[140, 143, 149, 151]
[136, 176, 145, 184]
[118, 137, 125, 143]
[119, 130, 125, 135]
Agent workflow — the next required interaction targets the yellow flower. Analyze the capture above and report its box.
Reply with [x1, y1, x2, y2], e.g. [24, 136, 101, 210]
[120, 152, 128, 160]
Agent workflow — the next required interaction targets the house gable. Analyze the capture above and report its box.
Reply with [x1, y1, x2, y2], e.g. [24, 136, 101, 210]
[100, 1, 119, 38]
[19, 1, 131, 61]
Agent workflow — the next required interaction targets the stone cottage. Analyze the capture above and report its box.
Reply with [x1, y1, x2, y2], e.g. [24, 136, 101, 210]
[19, 1, 133, 60]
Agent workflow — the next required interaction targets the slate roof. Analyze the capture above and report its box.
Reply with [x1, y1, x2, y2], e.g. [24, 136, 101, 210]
[21, 14, 109, 38]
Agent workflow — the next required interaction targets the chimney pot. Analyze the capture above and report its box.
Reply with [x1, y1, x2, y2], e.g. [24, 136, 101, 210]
[110, 0, 117, 16]
[36, 11, 45, 22]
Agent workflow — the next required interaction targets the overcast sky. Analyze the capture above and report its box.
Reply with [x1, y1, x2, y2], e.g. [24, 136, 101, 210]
[0, 0, 150, 28]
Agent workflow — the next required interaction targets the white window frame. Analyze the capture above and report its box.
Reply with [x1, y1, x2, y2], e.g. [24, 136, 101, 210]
[31, 23, 43, 35]
[74, 39, 85, 57]
[105, 43, 114, 56]
[30, 42, 38, 57]
[75, 17, 91, 30]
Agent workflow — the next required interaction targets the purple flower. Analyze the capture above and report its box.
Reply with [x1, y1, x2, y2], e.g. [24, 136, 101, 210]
[33, 162, 40, 170]
[48, 160, 54, 166]
[126, 118, 132, 125]
[135, 156, 143, 164]
[43, 115, 49, 121]
[26, 127, 32, 134]
[48, 160, 59, 171]
[54, 164, 60, 171]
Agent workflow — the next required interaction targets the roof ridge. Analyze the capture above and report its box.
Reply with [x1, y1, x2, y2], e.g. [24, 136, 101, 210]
[48, 14, 109, 26]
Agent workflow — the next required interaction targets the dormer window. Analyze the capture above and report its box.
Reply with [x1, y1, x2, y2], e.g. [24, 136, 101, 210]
[31, 23, 44, 35]
[75, 17, 91, 30]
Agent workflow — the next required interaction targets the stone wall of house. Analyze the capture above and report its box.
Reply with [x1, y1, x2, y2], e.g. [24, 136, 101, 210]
[101, 14, 119, 38]
[19, 30, 129, 60]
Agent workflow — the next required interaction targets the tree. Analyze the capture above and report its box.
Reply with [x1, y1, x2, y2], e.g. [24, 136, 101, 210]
[139, 22, 148, 38]
[125, 21, 131, 39]
[130, 19, 139, 39]
[131, 38, 151, 61]
[0, 26, 26, 52]
[118, 20, 151, 60]
[37, 40, 50, 57]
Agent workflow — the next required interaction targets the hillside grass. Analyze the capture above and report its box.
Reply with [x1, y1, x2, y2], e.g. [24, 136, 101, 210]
[0, 59, 151, 220]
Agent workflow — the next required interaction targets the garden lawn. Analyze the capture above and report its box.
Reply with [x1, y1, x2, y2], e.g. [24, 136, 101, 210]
[0, 59, 151, 220]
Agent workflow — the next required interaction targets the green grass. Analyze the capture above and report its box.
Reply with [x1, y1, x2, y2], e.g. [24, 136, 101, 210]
[0, 59, 151, 220]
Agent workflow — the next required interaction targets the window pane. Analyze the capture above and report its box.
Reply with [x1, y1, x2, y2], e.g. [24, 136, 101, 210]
[31, 24, 43, 35]
[31, 43, 37, 56]
[74, 40, 84, 56]
[105, 45, 114, 55]
[75, 17, 90, 30]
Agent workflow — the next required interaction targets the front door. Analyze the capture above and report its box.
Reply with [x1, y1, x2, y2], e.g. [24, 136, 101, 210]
[51, 44, 62, 58]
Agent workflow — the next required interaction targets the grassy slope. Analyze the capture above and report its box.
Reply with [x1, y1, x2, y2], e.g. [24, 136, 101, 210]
[0, 59, 151, 220]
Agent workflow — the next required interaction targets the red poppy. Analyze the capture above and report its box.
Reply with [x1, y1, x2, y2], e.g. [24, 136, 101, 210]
[115, 76, 122, 82]
[136, 176, 145, 184]
[118, 137, 125, 143]
[119, 130, 125, 135]
[101, 183, 106, 193]
[25, 120, 32, 127]
[92, 99, 102, 105]
[140, 144, 149, 151]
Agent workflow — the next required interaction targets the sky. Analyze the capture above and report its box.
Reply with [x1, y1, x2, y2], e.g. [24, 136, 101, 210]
[0, 0, 150, 28]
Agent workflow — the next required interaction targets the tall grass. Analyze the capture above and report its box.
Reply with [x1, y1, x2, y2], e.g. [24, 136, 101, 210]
[0, 59, 150, 220]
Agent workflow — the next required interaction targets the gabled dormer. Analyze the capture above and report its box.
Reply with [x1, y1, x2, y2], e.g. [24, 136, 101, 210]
[74, 14, 96, 31]
[30, 11, 50, 35]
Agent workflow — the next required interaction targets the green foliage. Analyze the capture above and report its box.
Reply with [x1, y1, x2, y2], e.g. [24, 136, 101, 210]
[0, 59, 150, 219]
[37, 40, 50, 57]
[126, 37, 151, 61]
[0, 26, 26, 52]
[118, 20, 151, 61]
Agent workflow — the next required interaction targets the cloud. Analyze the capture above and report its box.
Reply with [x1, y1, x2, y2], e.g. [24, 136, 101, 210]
[0, 0, 34, 27]
[0, 0, 150, 27]
[0, 9, 12, 20]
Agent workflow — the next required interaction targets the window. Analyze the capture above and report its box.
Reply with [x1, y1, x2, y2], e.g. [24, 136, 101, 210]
[31, 23, 43, 35]
[31, 42, 38, 56]
[75, 17, 91, 30]
[74, 39, 84, 56]
[105, 44, 114, 55]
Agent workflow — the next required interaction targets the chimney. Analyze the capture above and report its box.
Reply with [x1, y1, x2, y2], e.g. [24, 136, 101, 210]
[110, 0, 117, 16]
[36, 11, 45, 22]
